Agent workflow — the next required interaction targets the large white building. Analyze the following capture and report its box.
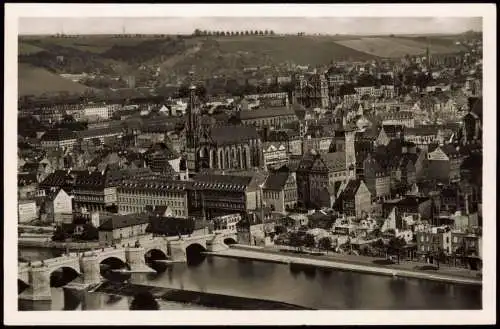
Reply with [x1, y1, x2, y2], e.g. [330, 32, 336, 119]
[18, 200, 37, 223]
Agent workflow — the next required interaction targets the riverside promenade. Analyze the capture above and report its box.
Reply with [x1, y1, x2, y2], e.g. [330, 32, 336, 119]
[208, 245, 482, 286]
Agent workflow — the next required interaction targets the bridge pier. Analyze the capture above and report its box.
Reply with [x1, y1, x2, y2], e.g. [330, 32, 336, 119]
[206, 234, 230, 252]
[125, 247, 156, 273]
[18, 266, 52, 301]
[79, 253, 102, 287]
[168, 240, 187, 262]
[81, 290, 103, 310]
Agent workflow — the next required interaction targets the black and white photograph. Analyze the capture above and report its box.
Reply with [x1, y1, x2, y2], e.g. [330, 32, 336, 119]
[4, 3, 496, 326]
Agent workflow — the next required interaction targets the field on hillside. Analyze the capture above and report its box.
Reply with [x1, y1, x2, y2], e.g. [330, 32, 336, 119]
[215, 36, 377, 63]
[335, 36, 466, 58]
[18, 63, 93, 97]
[19, 35, 171, 54]
[18, 42, 46, 55]
[167, 35, 378, 77]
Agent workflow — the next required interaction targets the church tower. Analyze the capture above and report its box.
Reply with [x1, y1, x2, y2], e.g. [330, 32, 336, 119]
[344, 127, 356, 174]
[185, 84, 200, 172]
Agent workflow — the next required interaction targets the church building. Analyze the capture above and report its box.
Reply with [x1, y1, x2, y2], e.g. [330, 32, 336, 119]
[185, 85, 263, 173]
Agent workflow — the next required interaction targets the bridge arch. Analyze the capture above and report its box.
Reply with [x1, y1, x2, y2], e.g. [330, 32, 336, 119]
[185, 242, 207, 253]
[18, 279, 30, 294]
[49, 265, 81, 288]
[223, 237, 237, 245]
[144, 248, 168, 262]
[96, 250, 127, 265]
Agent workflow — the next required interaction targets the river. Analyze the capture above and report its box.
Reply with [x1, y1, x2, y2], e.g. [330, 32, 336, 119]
[18, 247, 482, 310]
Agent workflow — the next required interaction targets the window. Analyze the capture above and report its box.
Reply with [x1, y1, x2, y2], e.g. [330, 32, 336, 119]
[420, 235, 424, 242]
[453, 236, 458, 243]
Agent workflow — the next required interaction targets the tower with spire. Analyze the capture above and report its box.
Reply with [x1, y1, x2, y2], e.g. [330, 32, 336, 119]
[185, 77, 200, 173]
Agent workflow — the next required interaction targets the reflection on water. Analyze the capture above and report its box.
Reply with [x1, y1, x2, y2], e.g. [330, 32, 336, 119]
[19, 251, 482, 311]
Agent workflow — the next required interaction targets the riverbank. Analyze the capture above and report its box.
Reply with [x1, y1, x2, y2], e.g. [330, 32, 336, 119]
[95, 281, 313, 310]
[208, 245, 482, 286]
[18, 238, 100, 250]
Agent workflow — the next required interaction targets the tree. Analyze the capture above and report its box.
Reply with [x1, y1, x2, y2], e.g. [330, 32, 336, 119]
[270, 30, 275, 35]
[245, 31, 250, 36]
[129, 290, 160, 310]
[254, 30, 259, 36]
[264, 30, 269, 35]
[52, 226, 69, 242]
[372, 238, 387, 257]
[387, 237, 406, 263]
[303, 233, 316, 250]
[318, 237, 332, 254]
[80, 225, 99, 241]
[288, 231, 304, 251]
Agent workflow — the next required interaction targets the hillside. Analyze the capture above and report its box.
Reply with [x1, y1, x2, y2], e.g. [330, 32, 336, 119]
[18, 63, 93, 97]
[335, 36, 466, 58]
[17, 34, 469, 96]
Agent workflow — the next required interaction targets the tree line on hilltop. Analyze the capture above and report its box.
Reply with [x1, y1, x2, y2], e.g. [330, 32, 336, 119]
[192, 29, 275, 37]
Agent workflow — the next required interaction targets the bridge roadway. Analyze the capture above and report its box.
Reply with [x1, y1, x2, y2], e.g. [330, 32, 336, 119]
[18, 232, 237, 301]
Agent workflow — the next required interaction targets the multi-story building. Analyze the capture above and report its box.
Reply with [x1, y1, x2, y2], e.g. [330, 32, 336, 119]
[262, 142, 289, 169]
[427, 144, 462, 183]
[302, 136, 334, 155]
[18, 199, 38, 223]
[309, 152, 348, 208]
[82, 105, 115, 122]
[98, 213, 150, 245]
[238, 106, 298, 128]
[40, 128, 78, 150]
[73, 170, 122, 213]
[296, 152, 317, 208]
[213, 213, 242, 234]
[184, 86, 263, 173]
[117, 179, 189, 217]
[335, 179, 372, 219]
[294, 73, 330, 109]
[42, 188, 73, 224]
[189, 173, 262, 219]
[75, 126, 124, 144]
[265, 129, 302, 156]
[262, 170, 298, 213]
[382, 111, 415, 128]
[362, 154, 391, 200]
[404, 126, 444, 150]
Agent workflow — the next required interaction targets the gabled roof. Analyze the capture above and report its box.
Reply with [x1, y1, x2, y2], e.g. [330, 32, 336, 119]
[209, 125, 259, 145]
[192, 174, 253, 192]
[405, 126, 439, 136]
[98, 213, 150, 231]
[320, 152, 346, 172]
[238, 107, 297, 120]
[39, 170, 74, 188]
[297, 152, 318, 172]
[18, 173, 38, 186]
[263, 171, 290, 191]
[41, 128, 77, 142]
[340, 179, 364, 199]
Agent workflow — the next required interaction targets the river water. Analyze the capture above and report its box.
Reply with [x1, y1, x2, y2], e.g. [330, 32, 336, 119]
[18, 247, 481, 310]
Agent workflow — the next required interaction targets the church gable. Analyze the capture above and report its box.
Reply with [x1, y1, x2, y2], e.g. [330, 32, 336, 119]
[428, 147, 449, 161]
[311, 158, 328, 172]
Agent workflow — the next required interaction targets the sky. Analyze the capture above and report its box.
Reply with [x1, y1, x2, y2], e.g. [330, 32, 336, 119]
[19, 17, 482, 36]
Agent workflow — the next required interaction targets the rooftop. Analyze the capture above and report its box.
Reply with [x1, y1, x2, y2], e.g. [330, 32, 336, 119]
[98, 213, 150, 231]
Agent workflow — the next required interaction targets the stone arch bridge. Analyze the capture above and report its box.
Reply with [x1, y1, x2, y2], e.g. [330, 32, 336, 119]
[18, 232, 237, 301]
